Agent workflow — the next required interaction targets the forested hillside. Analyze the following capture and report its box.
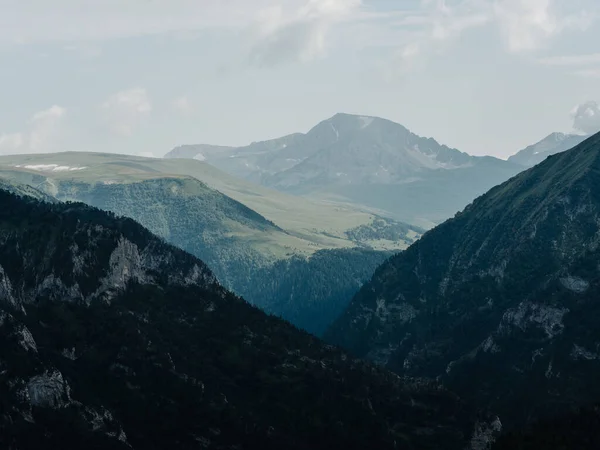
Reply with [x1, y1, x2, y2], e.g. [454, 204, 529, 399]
[327, 132, 600, 429]
[0, 189, 485, 450]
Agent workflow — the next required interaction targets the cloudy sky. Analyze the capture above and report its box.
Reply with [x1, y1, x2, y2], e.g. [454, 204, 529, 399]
[0, 0, 599, 159]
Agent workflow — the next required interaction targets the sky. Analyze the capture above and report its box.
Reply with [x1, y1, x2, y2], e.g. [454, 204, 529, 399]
[0, 0, 599, 159]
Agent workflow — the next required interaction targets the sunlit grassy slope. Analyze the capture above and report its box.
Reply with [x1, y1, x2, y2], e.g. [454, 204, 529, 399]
[0, 152, 419, 254]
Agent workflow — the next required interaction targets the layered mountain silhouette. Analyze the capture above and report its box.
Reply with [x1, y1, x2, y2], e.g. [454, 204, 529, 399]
[167, 113, 523, 226]
[0, 153, 421, 336]
[326, 132, 600, 430]
[508, 132, 589, 167]
[0, 187, 490, 449]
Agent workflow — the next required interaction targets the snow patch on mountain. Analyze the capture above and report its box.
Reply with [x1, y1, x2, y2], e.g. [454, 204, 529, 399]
[329, 122, 340, 140]
[359, 116, 374, 129]
[14, 164, 87, 172]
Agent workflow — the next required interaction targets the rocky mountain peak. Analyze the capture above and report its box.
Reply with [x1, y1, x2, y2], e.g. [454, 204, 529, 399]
[508, 131, 590, 167]
[322, 113, 388, 133]
[164, 113, 522, 225]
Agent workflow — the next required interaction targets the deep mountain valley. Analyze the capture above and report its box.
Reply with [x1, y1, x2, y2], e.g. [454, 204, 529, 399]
[1, 130, 599, 448]
[0, 187, 487, 450]
[2, 2, 599, 446]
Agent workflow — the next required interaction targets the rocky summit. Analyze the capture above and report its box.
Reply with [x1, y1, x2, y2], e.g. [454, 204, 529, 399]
[166, 113, 522, 226]
[326, 131, 600, 430]
[0, 188, 490, 450]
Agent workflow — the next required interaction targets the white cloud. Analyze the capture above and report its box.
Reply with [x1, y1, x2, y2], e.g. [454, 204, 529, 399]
[62, 43, 103, 59]
[0, 106, 67, 155]
[0, 0, 259, 44]
[416, 0, 589, 54]
[422, 0, 491, 43]
[401, 42, 421, 60]
[537, 51, 600, 78]
[249, 0, 361, 66]
[0, 133, 25, 154]
[377, 0, 599, 81]
[29, 105, 66, 151]
[101, 88, 152, 137]
[172, 96, 193, 115]
[31, 105, 66, 122]
[431, 13, 490, 41]
[538, 52, 600, 66]
[538, 52, 600, 78]
[0, 1, 367, 69]
[493, 0, 596, 53]
[2, 0, 594, 76]
[493, 0, 558, 52]
[0, 0, 360, 48]
[573, 68, 600, 78]
[536, 51, 600, 79]
[379, 1, 492, 78]
[387, 42, 422, 77]
[571, 101, 600, 134]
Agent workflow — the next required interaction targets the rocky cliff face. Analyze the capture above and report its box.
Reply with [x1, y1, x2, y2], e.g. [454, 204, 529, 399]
[0, 189, 487, 450]
[326, 132, 600, 429]
[45, 176, 281, 290]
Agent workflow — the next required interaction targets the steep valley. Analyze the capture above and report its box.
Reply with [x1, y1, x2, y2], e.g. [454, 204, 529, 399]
[1, 4, 598, 446]
[2, 126, 599, 448]
[0, 187, 486, 450]
[326, 131, 600, 431]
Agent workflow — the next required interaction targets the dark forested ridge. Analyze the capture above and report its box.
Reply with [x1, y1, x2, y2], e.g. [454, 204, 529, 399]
[0, 173, 397, 335]
[492, 405, 600, 450]
[57, 177, 395, 336]
[36, 176, 283, 290]
[327, 131, 600, 430]
[0, 189, 488, 450]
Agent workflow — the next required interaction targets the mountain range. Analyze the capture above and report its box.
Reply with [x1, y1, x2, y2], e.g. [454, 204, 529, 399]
[326, 131, 600, 431]
[0, 152, 420, 336]
[166, 113, 524, 227]
[2, 112, 598, 448]
[0, 186, 491, 450]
